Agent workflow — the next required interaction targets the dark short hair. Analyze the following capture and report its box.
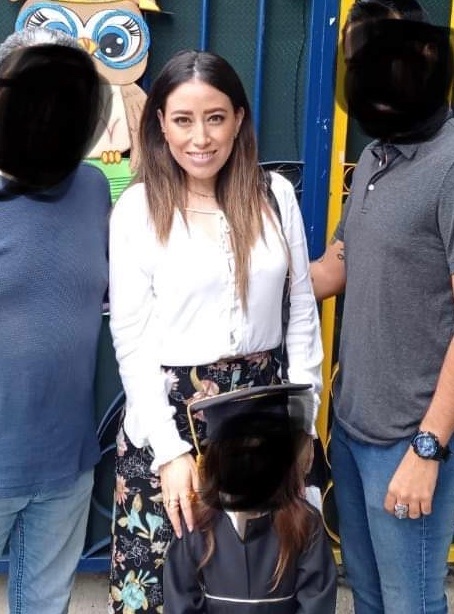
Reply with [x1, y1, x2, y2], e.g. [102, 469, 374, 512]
[342, 0, 429, 48]
[341, 0, 453, 140]
[346, 0, 428, 26]
[0, 43, 106, 190]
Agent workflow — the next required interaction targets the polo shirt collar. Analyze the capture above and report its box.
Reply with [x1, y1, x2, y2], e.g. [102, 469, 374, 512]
[369, 140, 416, 162]
[392, 142, 419, 159]
[368, 106, 453, 162]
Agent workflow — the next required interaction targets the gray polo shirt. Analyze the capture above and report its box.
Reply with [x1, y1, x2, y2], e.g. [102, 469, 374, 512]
[334, 117, 454, 444]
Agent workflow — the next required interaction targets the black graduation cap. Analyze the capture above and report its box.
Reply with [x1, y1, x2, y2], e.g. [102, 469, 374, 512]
[187, 384, 315, 511]
[188, 383, 314, 440]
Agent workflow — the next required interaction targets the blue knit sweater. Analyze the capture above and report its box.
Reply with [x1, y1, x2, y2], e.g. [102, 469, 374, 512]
[0, 164, 110, 497]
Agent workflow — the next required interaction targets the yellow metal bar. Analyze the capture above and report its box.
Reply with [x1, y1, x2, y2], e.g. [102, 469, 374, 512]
[317, 0, 354, 446]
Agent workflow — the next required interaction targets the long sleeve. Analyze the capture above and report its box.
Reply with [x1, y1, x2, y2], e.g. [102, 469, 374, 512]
[109, 185, 192, 469]
[270, 173, 324, 423]
[294, 515, 338, 614]
[163, 530, 205, 613]
[109, 175, 323, 464]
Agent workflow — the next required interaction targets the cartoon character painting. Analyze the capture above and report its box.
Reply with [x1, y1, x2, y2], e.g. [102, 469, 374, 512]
[12, 0, 164, 201]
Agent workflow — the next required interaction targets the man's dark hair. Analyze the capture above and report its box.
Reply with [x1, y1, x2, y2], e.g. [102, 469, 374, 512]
[0, 43, 106, 191]
[342, 0, 453, 141]
[346, 0, 428, 26]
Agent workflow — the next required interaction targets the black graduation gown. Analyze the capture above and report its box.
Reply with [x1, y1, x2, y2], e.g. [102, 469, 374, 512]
[163, 505, 337, 613]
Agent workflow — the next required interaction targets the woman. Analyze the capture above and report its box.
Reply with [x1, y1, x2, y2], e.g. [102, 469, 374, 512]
[108, 49, 323, 613]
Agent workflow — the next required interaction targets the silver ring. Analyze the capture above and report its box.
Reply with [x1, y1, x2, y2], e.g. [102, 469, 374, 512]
[394, 503, 409, 519]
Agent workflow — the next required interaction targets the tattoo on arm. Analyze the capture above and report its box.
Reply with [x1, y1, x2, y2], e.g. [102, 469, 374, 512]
[328, 235, 345, 261]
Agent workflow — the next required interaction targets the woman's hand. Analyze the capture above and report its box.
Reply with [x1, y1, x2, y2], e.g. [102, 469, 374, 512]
[159, 452, 200, 538]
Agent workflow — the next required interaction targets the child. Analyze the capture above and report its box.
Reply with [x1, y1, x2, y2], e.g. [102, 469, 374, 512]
[163, 384, 337, 613]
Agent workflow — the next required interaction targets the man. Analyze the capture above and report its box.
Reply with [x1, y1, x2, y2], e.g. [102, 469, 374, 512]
[311, 1, 454, 612]
[0, 29, 111, 613]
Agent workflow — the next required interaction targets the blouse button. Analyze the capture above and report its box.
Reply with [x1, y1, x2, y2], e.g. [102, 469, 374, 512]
[367, 184, 375, 191]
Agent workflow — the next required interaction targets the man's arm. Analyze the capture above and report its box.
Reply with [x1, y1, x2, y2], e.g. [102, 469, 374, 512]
[309, 237, 347, 301]
[418, 276, 454, 445]
[384, 275, 454, 518]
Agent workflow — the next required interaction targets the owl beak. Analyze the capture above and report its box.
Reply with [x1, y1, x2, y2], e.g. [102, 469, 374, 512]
[78, 38, 98, 56]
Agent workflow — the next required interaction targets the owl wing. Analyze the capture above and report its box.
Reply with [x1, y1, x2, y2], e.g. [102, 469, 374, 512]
[121, 83, 147, 172]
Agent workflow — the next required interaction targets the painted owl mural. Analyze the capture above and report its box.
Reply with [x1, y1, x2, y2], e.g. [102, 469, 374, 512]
[12, 0, 163, 200]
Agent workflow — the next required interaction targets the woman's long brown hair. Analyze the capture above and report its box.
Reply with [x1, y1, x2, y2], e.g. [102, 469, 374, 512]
[138, 49, 277, 310]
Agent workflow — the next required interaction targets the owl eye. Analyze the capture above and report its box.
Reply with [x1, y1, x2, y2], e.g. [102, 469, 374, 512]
[88, 9, 150, 70]
[15, 3, 78, 38]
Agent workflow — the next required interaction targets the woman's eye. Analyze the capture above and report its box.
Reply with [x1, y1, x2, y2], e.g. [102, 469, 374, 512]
[173, 117, 191, 126]
[208, 114, 225, 124]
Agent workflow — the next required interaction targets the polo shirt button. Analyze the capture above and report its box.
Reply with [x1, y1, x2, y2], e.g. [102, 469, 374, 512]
[368, 184, 375, 191]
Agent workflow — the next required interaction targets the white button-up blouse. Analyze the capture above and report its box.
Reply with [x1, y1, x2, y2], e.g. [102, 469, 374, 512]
[109, 172, 323, 469]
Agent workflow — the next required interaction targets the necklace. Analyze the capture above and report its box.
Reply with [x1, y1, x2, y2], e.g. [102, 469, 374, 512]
[185, 207, 220, 215]
[188, 188, 216, 199]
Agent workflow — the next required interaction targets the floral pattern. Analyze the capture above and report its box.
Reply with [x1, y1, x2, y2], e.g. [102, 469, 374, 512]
[109, 351, 279, 613]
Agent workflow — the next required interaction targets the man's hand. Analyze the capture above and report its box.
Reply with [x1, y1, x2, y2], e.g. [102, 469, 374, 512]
[384, 446, 439, 519]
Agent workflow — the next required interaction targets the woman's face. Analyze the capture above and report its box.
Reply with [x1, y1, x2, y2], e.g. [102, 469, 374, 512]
[158, 78, 244, 191]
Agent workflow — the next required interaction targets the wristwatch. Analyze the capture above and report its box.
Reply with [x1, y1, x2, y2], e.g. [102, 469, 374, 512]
[411, 430, 451, 462]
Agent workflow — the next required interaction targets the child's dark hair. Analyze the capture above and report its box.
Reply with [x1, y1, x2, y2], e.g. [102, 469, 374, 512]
[195, 426, 315, 589]
[201, 412, 296, 512]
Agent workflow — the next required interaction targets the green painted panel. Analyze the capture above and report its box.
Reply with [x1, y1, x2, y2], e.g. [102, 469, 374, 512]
[146, 0, 308, 161]
[0, 2, 18, 42]
[424, 0, 452, 26]
[259, 0, 310, 161]
[144, 0, 201, 77]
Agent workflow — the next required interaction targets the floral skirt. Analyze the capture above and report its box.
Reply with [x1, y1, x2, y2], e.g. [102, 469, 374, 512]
[108, 351, 279, 614]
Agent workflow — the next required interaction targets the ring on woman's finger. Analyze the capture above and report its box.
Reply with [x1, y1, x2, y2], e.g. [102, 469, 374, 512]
[183, 490, 198, 503]
[165, 498, 180, 509]
[394, 502, 409, 519]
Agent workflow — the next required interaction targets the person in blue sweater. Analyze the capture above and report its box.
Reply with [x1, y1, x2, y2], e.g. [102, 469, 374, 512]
[0, 28, 111, 614]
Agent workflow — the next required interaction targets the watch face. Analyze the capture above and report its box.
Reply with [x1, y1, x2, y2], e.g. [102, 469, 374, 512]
[415, 433, 437, 457]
